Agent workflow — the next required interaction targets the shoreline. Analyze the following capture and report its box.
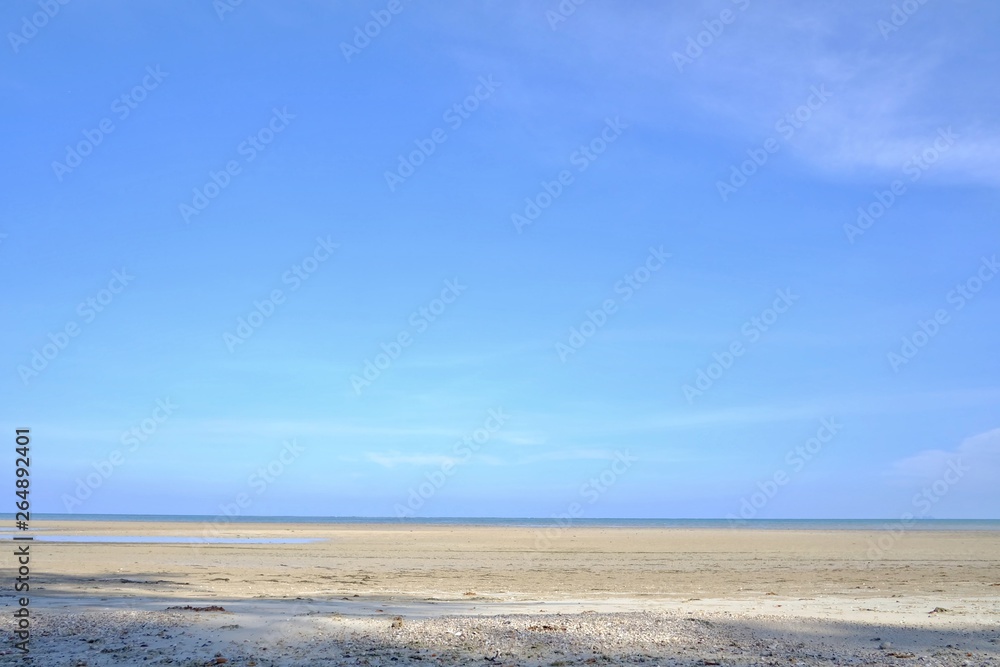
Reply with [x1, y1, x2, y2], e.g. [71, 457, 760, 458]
[13, 514, 1000, 528]
[3, 521, 997, 664]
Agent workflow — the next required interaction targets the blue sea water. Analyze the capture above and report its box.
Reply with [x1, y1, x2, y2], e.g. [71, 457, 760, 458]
[0, 535, 320, 544]
[6, 514, 1000, 531]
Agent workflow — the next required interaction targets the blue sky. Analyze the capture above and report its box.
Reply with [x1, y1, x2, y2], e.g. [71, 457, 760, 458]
[3, 0, 998, 520]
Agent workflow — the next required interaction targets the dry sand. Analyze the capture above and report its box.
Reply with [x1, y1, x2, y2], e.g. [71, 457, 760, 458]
[2, 521, 998, 665]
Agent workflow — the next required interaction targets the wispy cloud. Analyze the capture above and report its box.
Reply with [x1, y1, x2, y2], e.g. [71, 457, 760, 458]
[504, 1, 1000, 185]
[360, 447, 633, 469]
[31, 419, 543, 451]
[364, 451, 460, 468]
[890, 427, 1000, 480]
[548, 388, 1000, 436]
[515, 448, 625, 464]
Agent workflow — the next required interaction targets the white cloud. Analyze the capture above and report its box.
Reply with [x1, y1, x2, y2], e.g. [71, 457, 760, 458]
[541, 388, 1000, 436]
[890, 427, 1000, 480]
[511, 1, 1000, 185]
[364, 451, 459, 468]
[516, 448, 623, 464]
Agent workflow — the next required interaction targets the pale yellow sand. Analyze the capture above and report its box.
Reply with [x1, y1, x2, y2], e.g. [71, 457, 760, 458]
[3, 521, 999, 665]
[24, 521, 1000, 608]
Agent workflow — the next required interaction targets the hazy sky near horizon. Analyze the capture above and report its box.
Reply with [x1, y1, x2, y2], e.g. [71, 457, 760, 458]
[3, 1, 999, 520]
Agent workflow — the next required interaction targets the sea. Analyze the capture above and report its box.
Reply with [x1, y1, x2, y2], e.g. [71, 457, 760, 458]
[4, 514, 999, 530]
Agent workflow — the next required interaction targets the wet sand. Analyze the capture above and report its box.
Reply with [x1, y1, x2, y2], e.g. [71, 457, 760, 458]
[2, 521, 998, 665]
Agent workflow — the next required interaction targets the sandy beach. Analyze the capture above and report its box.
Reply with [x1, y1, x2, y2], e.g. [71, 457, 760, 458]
[3, 521, 999, 665]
